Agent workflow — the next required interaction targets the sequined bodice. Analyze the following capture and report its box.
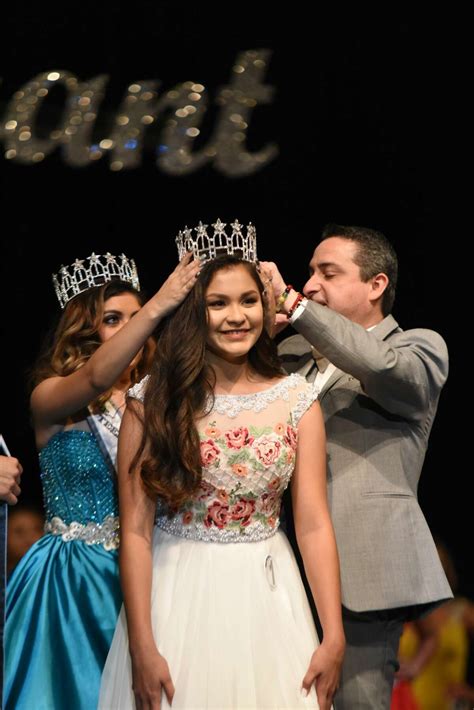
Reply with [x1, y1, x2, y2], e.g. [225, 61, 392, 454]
[129, 374, 317, 543]
[39, 430, 119, 549]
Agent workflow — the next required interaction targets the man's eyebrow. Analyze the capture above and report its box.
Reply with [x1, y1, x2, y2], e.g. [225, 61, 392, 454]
[309, 261, 341, 273]
[318, 261, 341, 269]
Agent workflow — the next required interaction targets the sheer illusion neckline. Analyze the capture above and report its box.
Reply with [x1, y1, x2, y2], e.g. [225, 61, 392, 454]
[206, 375, 308, 419]
[213, 376, 287, 398]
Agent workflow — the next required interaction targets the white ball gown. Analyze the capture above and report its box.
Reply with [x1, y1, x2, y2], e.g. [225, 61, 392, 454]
[99, 374, 325, 709]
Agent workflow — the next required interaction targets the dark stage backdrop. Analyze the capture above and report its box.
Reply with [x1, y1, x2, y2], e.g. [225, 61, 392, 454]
[1, 12, 464, 591]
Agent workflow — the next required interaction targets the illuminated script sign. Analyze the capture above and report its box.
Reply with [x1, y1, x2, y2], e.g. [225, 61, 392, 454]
[0, 50, 277, 176]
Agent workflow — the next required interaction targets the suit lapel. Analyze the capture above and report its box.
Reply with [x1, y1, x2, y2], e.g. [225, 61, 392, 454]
[299, 353, 318, 382]
[318, 368, 347, 400]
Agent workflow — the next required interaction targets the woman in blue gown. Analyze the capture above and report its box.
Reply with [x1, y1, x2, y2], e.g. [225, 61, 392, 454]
[4, 251, 200, 710]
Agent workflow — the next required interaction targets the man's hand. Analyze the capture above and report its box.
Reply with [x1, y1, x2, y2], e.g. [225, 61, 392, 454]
[258, 261, 287, 300]
[258, 261, 292, 336]
[0, 456, 22, 505]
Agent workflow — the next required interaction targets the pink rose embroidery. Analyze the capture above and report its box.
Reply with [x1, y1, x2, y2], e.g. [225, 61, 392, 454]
[204, 501, 229, 529]
[224, 427, 254, 450]
[284, 425, 298, 451]
[200, 439, 220, 467]
[268, 476, 282, 491]
[260, 491, 280, 513]
[253, 436, 282, 466]
[198, 480, 216, 500]
[229, 498, 256, 527]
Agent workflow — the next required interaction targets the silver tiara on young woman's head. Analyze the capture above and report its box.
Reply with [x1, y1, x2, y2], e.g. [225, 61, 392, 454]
[52, 252, 140, 309]
[175, 219, 257, 265]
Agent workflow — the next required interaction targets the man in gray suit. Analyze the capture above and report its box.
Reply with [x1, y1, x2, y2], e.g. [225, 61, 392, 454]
[262, 224, 452, 709]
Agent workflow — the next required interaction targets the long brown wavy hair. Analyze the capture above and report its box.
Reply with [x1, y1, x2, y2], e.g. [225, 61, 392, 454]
[136, 256, 283, 512]
[31, 281, 155, 410]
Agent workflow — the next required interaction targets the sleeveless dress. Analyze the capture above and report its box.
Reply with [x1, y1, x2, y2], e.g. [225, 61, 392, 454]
[99, 374, 324, 710]
[396, 602, 470, 710]
[5, 412, 122, 710]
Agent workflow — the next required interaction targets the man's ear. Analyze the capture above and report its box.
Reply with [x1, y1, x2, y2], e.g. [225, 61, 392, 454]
[369, 272, 389, 304]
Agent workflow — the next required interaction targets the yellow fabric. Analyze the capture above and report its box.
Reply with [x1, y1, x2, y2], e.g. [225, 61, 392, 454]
[398, 605, 469, 710]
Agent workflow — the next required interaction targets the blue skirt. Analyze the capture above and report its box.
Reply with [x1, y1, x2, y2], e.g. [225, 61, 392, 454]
[4, 533, 122, 710]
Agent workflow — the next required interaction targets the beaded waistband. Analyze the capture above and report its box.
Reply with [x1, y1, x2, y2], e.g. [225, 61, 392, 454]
[155, 516, 279, 544]
[45, 514, 120, 550]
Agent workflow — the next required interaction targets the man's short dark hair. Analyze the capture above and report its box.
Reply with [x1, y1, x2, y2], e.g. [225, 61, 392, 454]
[320, 224, 398, 315]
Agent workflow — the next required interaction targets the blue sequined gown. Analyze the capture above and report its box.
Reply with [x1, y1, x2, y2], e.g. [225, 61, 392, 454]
[4, 430, 122, 710]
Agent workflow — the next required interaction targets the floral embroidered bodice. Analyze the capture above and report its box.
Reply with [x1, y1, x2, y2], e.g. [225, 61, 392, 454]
[129, 374, 318, 543]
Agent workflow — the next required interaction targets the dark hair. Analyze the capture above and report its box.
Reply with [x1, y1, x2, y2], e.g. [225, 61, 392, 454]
[135, 256, 283, 513]
[321, 224, 398, 315]
[31, 280, 154, 408]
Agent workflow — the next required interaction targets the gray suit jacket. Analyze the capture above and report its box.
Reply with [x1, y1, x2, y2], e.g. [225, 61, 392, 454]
[279, 303, 452, 614]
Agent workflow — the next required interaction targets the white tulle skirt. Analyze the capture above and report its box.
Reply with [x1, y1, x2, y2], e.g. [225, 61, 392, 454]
[99, 527, 321, 709]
